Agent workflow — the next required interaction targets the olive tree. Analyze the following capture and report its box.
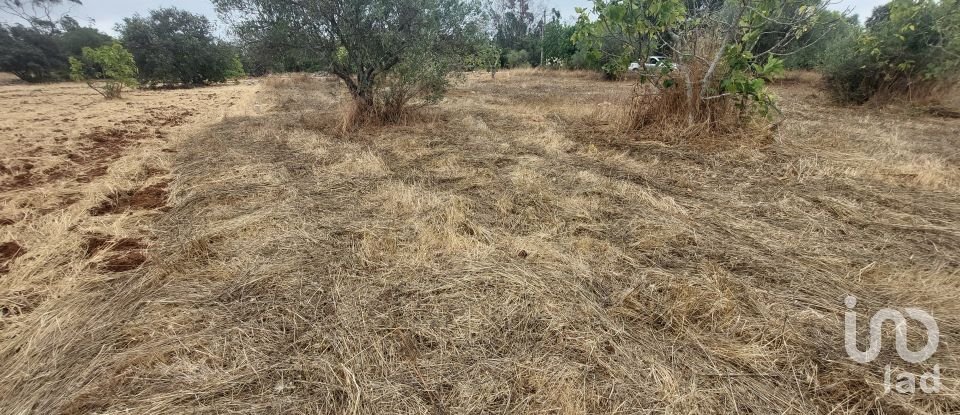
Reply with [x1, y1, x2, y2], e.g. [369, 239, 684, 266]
[214, 0, 483, 120]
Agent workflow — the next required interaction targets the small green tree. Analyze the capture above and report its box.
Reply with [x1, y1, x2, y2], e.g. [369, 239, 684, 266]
[478, 44, 502, 78]
[224, 55, 246, 82]
[69, 43, 138, 99]
[542, 10, 577, 66]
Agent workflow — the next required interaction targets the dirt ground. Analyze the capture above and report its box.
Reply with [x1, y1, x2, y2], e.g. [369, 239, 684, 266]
[0, 71, 958, 414]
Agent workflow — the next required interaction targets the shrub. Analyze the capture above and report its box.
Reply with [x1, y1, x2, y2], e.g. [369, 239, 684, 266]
[821, 35, 877, 103]
[473, 44, 502, 78]
[224, 55, 246, 81]
[825, 0, 959, 104]
[574, 0, 808, 131]
[214, 0, 482, 127]
[505, 49, 531, 69]
[119, 8, 238, 86]
[69, 43, 138, 99]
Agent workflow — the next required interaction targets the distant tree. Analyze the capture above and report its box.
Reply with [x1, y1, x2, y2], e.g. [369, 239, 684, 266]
[0, 0, 111, 83]
[505, 49, 530, 68]
[214, 0, 483, 122]
[542, 9, 576, 65]
[489, 0, 546, 67]
[479, 43, 502, 78]
[58, 17, 112, 57]
[824, 0, 959, 103]
[119, 8, 236, 86]
[0, 24, 64, 81]
[69, 42, 137, 98]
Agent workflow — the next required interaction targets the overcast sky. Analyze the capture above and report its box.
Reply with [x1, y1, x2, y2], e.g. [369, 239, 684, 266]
[12, 0, 888, 36]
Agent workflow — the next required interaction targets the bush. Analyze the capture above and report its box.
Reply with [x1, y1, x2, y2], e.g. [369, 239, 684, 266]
[825, 0, 959, 103]
[69, 43, 138, 99]
[821, 36, 877, 103]
[215, 0, 482, 127]
[505, 49, 531, 69]
[224, 55, 246, 81]
[119, 8, 238, 86]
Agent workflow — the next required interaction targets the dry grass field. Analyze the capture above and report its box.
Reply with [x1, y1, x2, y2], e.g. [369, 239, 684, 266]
[0, 70, 958, 414]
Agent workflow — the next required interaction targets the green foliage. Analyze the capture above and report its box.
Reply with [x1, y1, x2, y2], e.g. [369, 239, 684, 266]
[224, 55, 246, 81]
[0, 24, 64, 82]
[69, 43, 138, 99]
[58, 26, 112, 57]
[214, 0, 483, 116]
[824, 0, 959, 103]
[470, 43, 502, 78]
[119, 8, 238, 86]
[0, 21, 112, 83]
[574, 0, 829, 118]
[505, 49, 531, 68]
[722, 48, 785, 113]
[773, 11, 860, 70]
[542, 13, 577, 64]
[374, 50, 458, 120]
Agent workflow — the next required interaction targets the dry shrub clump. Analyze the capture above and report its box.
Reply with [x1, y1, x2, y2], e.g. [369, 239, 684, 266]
[627, 78, 739, 136]
[338, 68, 457, 133]
[622, 59, 774, 144]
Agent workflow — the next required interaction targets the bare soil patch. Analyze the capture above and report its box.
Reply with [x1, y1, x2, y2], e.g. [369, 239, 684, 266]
[0, 241, 25, 275]
[89, 181, 169, 216]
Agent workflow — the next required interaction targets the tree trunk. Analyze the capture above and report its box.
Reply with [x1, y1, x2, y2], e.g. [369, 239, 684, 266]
[671, 31, 695, 126]
[699, 5, 744, 100]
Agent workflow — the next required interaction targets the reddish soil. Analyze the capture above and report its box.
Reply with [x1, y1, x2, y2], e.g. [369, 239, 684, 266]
[0, 105, 193, 193]
[99, 251, 147, 272]
[82, 234, 111, 258]
[0, 241, 25, 262]
[0, 241, 26, 275]
[89, 181, 169, 216]
[130, 183, 169, 210]
[75, 165, 109, 183]
[83, 234, 147, 258]
[82, 233, 148, 272]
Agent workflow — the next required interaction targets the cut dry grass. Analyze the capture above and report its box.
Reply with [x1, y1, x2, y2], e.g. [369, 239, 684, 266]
[0, 70, 958, 414]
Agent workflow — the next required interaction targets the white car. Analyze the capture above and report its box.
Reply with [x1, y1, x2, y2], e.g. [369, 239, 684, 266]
[629, 56, 676, 72]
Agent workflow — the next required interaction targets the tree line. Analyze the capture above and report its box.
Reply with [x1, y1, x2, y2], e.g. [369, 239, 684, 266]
[2, 0, 957, 113]
[1, 0, 244, 91]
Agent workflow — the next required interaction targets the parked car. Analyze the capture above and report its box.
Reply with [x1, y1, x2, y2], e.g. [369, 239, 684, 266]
[628, 56, 677, 72]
